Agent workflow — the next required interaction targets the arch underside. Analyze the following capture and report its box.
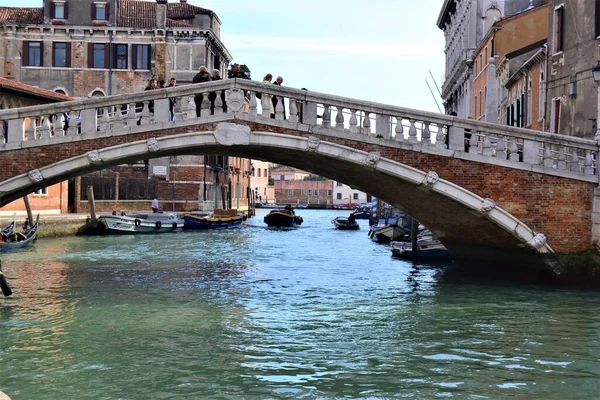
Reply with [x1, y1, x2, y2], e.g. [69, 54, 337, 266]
[0, 126, 555, 272]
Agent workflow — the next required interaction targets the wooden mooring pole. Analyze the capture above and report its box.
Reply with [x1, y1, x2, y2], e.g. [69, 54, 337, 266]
[22, 194, 33, 229]
[87, 185, 97, 224]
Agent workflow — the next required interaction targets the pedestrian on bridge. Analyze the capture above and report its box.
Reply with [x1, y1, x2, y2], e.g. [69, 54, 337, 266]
[271, 76, 285, 119]
[193, 66, 212, 117]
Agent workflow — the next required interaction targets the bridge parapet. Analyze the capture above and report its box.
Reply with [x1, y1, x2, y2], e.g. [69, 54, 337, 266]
[0, 79, 597, 182]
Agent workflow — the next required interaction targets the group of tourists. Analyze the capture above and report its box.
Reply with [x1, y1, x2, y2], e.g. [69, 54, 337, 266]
[142, 63, 288, 119]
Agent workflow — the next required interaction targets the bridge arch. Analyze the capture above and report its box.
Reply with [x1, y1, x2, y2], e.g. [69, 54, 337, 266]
[0, 122, 555, 272]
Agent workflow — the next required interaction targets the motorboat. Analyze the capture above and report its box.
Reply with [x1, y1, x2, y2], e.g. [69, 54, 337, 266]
[184, 209, 245, 229]
[332, 216, 359, 230]
[390, 230, 451, 260]
[264, 207, 303, 228]
[368, 214, 410, 243]
[99, 211, 183, 234]
[0, 214, 39, 251]
[350, 206, 371, 220]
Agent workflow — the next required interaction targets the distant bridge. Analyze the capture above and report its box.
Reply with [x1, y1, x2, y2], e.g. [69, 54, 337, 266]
[1, 79, 598, 278]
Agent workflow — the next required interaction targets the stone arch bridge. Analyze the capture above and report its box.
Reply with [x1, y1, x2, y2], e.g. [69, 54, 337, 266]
[1, 79, 599, 278]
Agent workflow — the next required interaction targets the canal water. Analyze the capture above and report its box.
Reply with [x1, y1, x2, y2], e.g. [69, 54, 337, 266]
[0, 209, 599, 399]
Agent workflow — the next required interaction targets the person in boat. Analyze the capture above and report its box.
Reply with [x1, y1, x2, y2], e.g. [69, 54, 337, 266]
[152, 197, 159, 213]
[348, 213, 356, 225]
[284, 204, 294, 215]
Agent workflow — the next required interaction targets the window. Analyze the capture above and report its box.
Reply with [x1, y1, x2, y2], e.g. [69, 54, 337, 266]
[336, 193, 342, 200]
[336, 182, 343, 186]
[328, 190, 332, 196]
[258, 169, 261, 177]
[287, 189, 293, 196]
[551, 98, 561, 133]
[280, 176, 284, 180]
[554, 5, 564, 53]
[527, 77, 532, 126]
[308, 190, 312, 196]
[92, 3, 109, 21]
[88, 43, 108, 68]
[132, 44, 151, 70]
[263, 168, 267, 177]
[114, 44, 128, 69]
[314, 190, 318, 196]
[474, 94, 478, 118]
[51, 2, 67, 19]
[353, 193, 359, 200]
[53, 42, 70, 67]
[538, 70, 545, 121]
[34, 187, 48, 195]
[23, 41, 42, 67]
[479, 90, 482, 119]
[596, 0, 600, 38]
[302, 189, 308, 195]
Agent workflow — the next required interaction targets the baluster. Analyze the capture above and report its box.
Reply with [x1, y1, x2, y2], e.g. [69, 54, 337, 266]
[186, 96, 196, 119]
[543, 144, 554, 168]
[0, 120, 4, 144]
[468, 132, 479, 153]
[556, 147, 567, 170]
[275, 96, 285, 120]
[421, 122, 431, 145]
[175, 95, 187, 121]
[585, 151, 594, 175]
[248, 92, 257, 116]
[66, 110, 79, 135]
[55, 113, 66, 136]
[362, 112, 371, 135]
[435, 124, 446, 148]
[201, 92, 211, 117]
[140, 101, 151, 125]
[113, 105, 124, 130]
[261, 93, 271, 118]
[481, 133, 492, 156]
[214, 90, 224, 116]
[408, 119, 418, 143]
[335, 106, 344, 130]
[395, 117, 404, 142]
[322, 105, 331, 127]
[98, 107, 110, 131]
[126, 102, 137, 127]
[349, 109, 358, 133]
[569, 149, 580, 172]
[289, 98, 298, 123]
[38, 116, 51, 139]
[508, 140, 520, 162]
[495, 135, 506, 160]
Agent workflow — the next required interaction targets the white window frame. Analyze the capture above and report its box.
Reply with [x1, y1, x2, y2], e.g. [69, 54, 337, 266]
[287, 189, 293, 196]
[34, 187, 48, 196]
[553, 4, 564, 55]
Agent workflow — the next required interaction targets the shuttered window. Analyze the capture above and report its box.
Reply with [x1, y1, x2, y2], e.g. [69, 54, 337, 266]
[91, 3, 109, 21]
[50, 2, 68, 19]
[114, 44, 128, 69]
[554, 5, 564, 53]
[52, 42, 71, 67]
[88, 43, 109, 68]
[132, 44, 151, 70]
[596, 0, 600, 38]
[23, 41, 43, 67]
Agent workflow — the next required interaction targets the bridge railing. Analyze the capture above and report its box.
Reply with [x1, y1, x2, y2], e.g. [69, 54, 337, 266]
[0, 79, 597, 179]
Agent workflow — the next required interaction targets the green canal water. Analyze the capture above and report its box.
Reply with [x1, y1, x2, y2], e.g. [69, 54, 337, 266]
[0, 209, 599, 399]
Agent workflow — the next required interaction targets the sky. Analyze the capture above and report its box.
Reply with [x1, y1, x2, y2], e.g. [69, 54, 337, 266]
[2, 0, 447, 113]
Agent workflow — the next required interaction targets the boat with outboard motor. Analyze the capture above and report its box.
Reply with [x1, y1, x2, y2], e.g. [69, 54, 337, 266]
[332, 216, 360, 230]
[264, 205, 303, 228]
[350, 206, 371, 220]
[390, 230, 451, 260]
[0, 214, 39, 251]
[183, 209, 245, 229]
[99, 211, 184, 234]
[368, 213, 410, 243]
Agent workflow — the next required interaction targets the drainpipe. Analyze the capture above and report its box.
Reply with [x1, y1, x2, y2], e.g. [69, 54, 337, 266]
[542, 43, 548, 131]
[108, 30, 113, 95]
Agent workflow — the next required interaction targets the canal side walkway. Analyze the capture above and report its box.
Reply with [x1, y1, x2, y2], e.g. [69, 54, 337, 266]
[0, 213, 90, 238]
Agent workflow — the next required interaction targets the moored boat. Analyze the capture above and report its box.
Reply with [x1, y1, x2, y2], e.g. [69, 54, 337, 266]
[1, 213, 16, 238]
[390, 238, 451, 260]
[264, 206, 303, 228]
[368, 214, 410, 243]
[332, 216, 359, 230]
[350, 206, 371, 220]
[184, 209, 245, 229]
[0, 214, 39, 251]
[99, 212, 183, 234]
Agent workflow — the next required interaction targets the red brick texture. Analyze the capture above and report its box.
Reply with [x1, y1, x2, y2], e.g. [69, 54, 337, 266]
[0, 121, 595, 253]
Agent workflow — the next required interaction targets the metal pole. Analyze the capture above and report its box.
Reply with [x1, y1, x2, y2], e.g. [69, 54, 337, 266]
[87, 185, 97, 224]
[411, 217, 419, 261]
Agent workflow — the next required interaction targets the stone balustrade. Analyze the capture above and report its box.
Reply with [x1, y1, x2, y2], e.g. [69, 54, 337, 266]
[0, 79, 597, 181]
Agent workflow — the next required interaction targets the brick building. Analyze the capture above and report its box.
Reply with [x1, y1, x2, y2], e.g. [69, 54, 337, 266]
[274, 180, 333, 207]
[0, 77, 72, 216]
[0, 0, 255, 213]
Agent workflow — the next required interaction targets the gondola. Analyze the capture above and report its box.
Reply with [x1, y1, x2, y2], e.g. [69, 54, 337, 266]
[0, 214, 39, 251]
[0, 213, 16, 238]
[332, 216, 359, 230]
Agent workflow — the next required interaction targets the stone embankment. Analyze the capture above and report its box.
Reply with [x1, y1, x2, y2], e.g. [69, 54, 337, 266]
[0, 214, 89, 238]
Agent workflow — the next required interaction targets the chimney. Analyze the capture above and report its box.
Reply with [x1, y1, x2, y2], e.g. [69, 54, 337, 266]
[156, 0, 167, 29]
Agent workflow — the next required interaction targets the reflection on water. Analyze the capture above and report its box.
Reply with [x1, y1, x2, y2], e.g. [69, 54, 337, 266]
[0, 209, 599, 399]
